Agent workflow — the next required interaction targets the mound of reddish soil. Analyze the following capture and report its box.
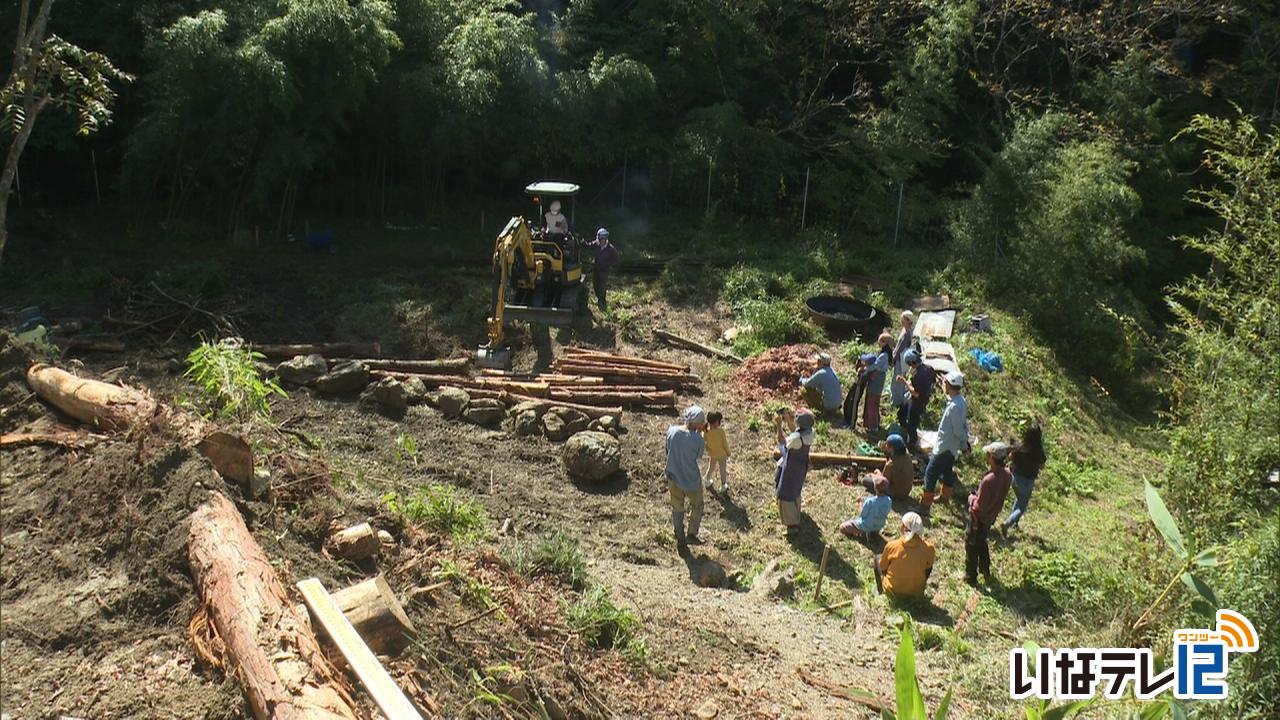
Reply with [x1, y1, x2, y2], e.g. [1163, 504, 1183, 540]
[731, 343, 822, 403]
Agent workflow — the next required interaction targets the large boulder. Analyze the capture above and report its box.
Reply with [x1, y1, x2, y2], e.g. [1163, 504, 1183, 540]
[695, 559, 727, 588]
[561, 431, 622, 482]
[401, 376, 430, 405]
[510, 401, 547, 419]
[463, 398, 506, 426]
[276, 354, 327, 387]
[435, 386, 470, 418]
[587, 414, 620, 437]
[751, 558, 795, 600]
[512, 409, 541, 437]
[315, 360, 370, 395]
[542, 412, 568, 441]
[369, 377, 408, 413]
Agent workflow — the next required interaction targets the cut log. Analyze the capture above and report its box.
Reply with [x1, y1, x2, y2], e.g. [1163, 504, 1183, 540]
[562, 347, 691, 372]
[351, 358, 470, 374]
[188, 492, 359, 720]
[550, 363, 699, 386]
[771, 449, 887, 469]
[499, 392, 622, 420]
[25, 363, 157, 432]
[327, 522, 381, 561]
[297, 578, 424, 720]
[295, 576, 416, 656]
[652, 329, 743, 364]
[251, 342, 382, 360]
[553, 359, 689, 376]
[370, 372, 549, 397]
[547, 389, 675, 407]
[60, 337, 128, 354]
[479, 370, 606, 385]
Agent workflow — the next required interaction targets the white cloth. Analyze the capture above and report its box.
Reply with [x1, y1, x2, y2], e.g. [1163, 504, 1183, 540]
[545, 211, 568, 234]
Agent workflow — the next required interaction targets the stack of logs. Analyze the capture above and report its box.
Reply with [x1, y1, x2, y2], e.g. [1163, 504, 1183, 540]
[366, 348, 698, 415]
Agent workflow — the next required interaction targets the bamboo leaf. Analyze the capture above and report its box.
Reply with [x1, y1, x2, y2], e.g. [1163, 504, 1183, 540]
[1180, 572, 1218, 607]
[1144, 480, 1186, 558]
[1042, 699, 1092, 720]
[933, 689, 952, 720]
[1192, 546, 1218, 568]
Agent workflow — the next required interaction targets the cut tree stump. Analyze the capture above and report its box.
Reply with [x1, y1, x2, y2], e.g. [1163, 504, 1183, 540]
[252, 342, 382, 359]
[25, 363, 157, 431]
[327, 522, 381, 561]
[295, 576, 416, 656]
[188, 492, 359, 720]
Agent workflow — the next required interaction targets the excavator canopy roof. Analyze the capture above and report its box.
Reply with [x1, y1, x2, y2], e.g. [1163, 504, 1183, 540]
[525, 181, 579, 196]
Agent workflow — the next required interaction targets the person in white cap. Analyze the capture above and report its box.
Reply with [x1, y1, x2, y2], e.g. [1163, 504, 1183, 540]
[584, 227, 620, 310]
[889, 310, 918, 408]
[799, 351, 842, 413]
[920, 370, 969, 512]
[665, 405, 707, 546]
[544, 199, 568, 237]
[965, 441, 1012, 585]
[876, 511, 935, 596]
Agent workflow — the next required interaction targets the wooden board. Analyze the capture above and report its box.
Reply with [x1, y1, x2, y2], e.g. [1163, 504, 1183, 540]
[297, 578, 423, 720]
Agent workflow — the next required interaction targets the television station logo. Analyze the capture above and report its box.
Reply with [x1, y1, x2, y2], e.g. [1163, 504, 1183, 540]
[1009, 609, 1259, 701]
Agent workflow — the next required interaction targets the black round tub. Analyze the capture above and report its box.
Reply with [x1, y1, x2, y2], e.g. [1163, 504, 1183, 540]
[805, 295, 885, 338]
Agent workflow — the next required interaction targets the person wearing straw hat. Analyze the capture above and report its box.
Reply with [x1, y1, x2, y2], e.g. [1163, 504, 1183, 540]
[799, 351, 842, 414]
[774, 407, 816, 534]
[666, 405, 707, 547]
[920, 370, 969, 513]
[876, 512, 935, 596]
[889, 311, 918, 409]
[965, 441, 1013, 585]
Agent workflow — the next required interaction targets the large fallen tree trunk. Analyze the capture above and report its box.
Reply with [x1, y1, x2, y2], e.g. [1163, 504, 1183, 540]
[652, 329, 743, 364]
[547, 388, 675, 407]
[25, 364, 157, 431]
[188, 492, 359, 720]
[350, 358, 469, 374]
[499, 391, 622, 420]
[251, 342, 382, 359]
[771, 449, 889, 469]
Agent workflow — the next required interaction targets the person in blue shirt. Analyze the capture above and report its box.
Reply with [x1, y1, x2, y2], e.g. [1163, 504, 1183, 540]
[840, 474, 893, 545]
[666, 405, 707, 546]
[799, 352, 842, 414]
[921, 371, 969, 513]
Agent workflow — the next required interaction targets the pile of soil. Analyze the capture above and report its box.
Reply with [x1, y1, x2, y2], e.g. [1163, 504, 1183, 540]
[731, 343, 821, 402]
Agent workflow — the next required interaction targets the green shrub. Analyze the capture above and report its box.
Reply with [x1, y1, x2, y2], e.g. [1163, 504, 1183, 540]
[566, 586, 647, 660]
[383, 484, 487, 541]
[184, 338, 286, 419]
[507, 531, 589, 590]
[722, 265, 772, 307]
[1209, 515, 1280, 720]
[1040, 460, 1111, 500]
[1023, 551, 1136, 618]
[737, 297, 820, 348]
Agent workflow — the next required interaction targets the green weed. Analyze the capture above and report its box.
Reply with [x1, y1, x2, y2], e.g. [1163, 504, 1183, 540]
[506, 531, 589, 590]
[566, 586, 648, 661]
[384, 484, 488, 542]
[184, 338, 286, 419]
[433, 559, 497, 608]
[394, 432, 419, 466]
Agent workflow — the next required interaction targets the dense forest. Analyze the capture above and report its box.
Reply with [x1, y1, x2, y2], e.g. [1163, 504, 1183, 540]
[2, 0, 1278, 716]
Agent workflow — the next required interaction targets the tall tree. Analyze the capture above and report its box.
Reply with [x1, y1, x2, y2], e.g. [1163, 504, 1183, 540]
[1, 0, 129, 261]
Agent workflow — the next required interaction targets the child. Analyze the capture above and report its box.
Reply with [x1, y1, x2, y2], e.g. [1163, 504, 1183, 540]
[703, 411, 731, 493]
[965, 441, 1012, 585]
[839, 474, 892, 545]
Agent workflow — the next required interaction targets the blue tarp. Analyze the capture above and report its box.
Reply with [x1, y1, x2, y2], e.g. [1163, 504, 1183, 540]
[968, 348, 1004, 373]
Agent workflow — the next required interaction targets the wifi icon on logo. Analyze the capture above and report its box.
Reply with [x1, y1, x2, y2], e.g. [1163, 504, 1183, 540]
[1216, 610, 1259, 652]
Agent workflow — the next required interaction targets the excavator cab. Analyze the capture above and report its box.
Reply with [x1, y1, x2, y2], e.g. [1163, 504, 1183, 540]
[476, 181, 586, 370]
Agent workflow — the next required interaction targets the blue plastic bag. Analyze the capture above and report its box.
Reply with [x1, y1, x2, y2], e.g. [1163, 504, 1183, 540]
[968, 348, 1004, 373]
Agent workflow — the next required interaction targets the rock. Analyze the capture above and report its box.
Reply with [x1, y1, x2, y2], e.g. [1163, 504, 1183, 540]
[377, 529, 395, 546]
[435, 386, 471, 418]
[498, 518, 513, 536]
[463, 398, 506, 426]
[696, 559, 727, 588]
[751, 558, 795, 600]
[597, 414, 618, 431]
[314, 360, 370, 394]
[276, 354, 327, 386]
[543, 697, 569, 720]
[561, 431, 622, 482]
[249, 467, 271, 498]
[369, 377, 409, 413]
[513, 409, 541, 436]
[695, 700, 720, 719]
[510, 401, 547, 418]
[401, 376, 429, 404]
[542, 412, 568, 441]
[549, 407, 590, 436]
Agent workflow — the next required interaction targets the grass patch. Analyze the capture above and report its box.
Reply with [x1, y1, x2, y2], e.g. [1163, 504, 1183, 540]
[384, 484, 488, 542]
[566, 586, 648, 663]
[506, 531, 589, 590]
[433, 559, 498, 608]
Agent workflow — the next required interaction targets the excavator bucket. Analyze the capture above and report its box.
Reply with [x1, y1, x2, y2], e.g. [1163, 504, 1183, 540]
[475, 344, 512, 371]
[502, 303, 575, 327]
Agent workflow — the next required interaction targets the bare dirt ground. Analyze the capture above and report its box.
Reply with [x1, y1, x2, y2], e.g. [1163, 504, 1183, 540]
[0, 272, 922, 720]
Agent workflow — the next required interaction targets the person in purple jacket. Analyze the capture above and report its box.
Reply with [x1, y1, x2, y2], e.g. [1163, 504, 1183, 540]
[585, 227, 621, 310]
[774, 407, 816, 534]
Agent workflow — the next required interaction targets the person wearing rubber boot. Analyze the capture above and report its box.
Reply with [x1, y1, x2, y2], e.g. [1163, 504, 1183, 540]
[920, 371, 969, 514]
[666, 405, 707, 547]
[966, 441, 1012, 585]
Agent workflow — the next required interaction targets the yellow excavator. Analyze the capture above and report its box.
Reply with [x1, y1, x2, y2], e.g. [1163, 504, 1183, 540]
[476, 181, 585, 370]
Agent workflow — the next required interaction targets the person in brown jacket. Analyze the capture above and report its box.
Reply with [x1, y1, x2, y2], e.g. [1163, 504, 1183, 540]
[965, 441, 1012, 585]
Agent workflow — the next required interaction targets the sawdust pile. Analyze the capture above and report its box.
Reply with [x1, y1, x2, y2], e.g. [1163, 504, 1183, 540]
[731, 344, 822, 403]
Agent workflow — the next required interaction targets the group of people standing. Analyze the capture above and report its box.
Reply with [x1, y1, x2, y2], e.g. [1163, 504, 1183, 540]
[663, 308, 1049, 596]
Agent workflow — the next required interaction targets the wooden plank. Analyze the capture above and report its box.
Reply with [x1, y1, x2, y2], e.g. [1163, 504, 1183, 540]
[297, 578, 424, 720]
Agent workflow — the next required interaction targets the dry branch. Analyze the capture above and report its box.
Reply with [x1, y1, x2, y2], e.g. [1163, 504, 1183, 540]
[188, 492, 359, 720]
[651, 329, 743, 364]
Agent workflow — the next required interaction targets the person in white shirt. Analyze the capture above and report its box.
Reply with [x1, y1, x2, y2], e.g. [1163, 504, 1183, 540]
[544, 200, 568, 237]
[920, 371, 970, 513]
